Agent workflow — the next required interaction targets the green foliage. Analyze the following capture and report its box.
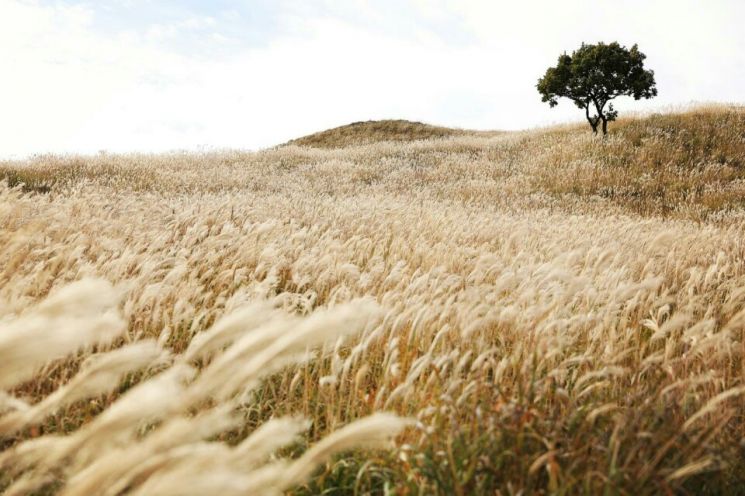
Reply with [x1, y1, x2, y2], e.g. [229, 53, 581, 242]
[291, 453, 398, 495]
[537, 42, 657, 134]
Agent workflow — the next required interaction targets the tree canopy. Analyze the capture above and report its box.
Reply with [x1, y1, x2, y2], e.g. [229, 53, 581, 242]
[537, 42, 657, 135]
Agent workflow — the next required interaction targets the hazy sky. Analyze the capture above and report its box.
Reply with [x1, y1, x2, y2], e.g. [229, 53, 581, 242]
[2, 0, 744, 157]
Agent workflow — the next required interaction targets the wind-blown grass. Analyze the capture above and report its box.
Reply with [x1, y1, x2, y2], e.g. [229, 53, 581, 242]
[1, 105, 745, 494]
[0, 281, 407, 495]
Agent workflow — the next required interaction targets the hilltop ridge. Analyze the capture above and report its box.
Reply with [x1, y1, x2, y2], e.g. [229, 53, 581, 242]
[285, 119, 498, 149]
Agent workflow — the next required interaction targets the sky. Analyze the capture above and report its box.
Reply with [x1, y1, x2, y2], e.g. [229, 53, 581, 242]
[2, 0, 744, 158]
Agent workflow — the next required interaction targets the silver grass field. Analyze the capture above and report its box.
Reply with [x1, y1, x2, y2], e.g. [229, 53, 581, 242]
[1, 106, 745, 494]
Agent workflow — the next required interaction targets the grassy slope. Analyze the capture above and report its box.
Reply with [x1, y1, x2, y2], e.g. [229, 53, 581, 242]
[4, 106, 744, 220]
[2, 105, 745, 495]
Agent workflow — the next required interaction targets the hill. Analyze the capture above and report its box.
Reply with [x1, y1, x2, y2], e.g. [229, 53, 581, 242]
[2, 105, 745, 494]
[285, 119, 481, 148]
[6, 105, 744, 219]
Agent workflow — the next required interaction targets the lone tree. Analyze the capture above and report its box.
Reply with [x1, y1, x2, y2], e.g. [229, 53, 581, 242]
[537, 42, 657, 135]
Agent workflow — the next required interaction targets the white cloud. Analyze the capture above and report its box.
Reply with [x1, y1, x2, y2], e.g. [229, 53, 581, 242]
[0, 0, 192, 156]
[1, 0, 743, 158]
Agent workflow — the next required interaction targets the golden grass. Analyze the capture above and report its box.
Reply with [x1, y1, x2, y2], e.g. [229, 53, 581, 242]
[1, 105, 745, 494]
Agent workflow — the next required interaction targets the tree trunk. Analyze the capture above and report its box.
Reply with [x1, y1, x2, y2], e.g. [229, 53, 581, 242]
[591, 98, 608, 137]
[585, 103, 598, 134]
